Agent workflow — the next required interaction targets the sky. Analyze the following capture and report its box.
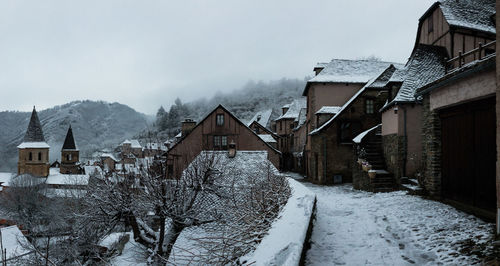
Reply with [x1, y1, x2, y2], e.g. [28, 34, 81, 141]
[0, 0, 436, 114]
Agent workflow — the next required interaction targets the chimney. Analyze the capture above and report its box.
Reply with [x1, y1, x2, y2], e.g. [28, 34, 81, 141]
[181, 119, 196, 137]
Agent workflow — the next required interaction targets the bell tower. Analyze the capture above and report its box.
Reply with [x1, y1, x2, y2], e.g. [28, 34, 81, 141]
[60, 125, 80, 174]
[17, 107, 50, 177]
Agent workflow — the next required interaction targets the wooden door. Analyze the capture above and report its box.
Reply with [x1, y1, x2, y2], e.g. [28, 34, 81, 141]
[440, 97, 496, 211]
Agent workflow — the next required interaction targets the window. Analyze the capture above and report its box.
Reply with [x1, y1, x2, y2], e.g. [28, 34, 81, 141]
[216, 114, 224, 126]
[339, 121, 362, 143]
[365, 99, 374, 114]
[428, 14, 433, 33]
[38, 152, 41, 161]
[29, 152, 32, 161]
[221, 136, 227, 148]
[214, 136, 221, 148]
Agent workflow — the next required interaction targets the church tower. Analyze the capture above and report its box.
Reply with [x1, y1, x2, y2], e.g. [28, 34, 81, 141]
[60, 125, 80, 174]
[17, 107, 50, 177]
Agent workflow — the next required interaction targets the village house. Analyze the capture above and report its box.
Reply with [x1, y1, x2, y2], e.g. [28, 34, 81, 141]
[302, 59, 398, 183]
[291, 106, 307, 173]
[247, 109, 279, 149]
[378, 44, 448, 183]
[275, 98, 306, 170]
[166, 104, 281, 178]
[308, 64, 400, 184]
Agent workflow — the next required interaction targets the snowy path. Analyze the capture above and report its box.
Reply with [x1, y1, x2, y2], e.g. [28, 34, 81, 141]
[291, 177, 495, 265]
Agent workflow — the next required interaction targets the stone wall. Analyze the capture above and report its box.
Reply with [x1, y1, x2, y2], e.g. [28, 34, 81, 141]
[421, 94, 442, 197]
[382, 134, 404, 183]
[352, 152, 371, 191]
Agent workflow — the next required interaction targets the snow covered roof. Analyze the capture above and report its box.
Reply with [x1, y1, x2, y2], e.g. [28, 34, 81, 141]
[23, 106, 45, 142]
[314, 62, 329, 69]
[143, 142, 167, 151]
[0, 225, 33, 263]
[382, 44, 448, 111]
[294, 107, 307, 129]
[175, 132, 182, 138]
[306, 59, 397, 84]
[84, 165, 103, 177]
[121, 139, 131, 145]
[0, 172, 14, 188]
[247, 109, 273, 128]
[101, 153, 118, 162]
[276, 98, 306, 121]
[130, 139, 141, 149]
[310, 65, 398, 135]
[353, 124, 380, 144]
[62, 126, 78, 150]
[258, 134, 277, 143]
[315, 106, 342, 115]
[46, 168, 89, 186]
[17, 141, 50, 149]
[44, 188, 87, 198]
[430, 0, 496, 35]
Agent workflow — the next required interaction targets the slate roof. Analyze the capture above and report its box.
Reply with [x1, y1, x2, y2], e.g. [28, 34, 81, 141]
[62, 126, 77, 150]
[247, 109, 273, 128]
[276, 98, 307, 121]
[23, 107, 45, 142]
[438, 0, 496, 34]
[382, 44, 448, 111]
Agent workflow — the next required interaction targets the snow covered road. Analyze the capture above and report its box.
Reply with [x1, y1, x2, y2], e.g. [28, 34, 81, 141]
[298, 180, 495, 265]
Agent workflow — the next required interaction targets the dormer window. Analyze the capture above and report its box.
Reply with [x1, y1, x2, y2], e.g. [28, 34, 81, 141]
[216, 114, 224, 126]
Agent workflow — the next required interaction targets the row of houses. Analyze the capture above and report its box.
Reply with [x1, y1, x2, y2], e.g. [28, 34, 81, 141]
[274, 0, 498, 230]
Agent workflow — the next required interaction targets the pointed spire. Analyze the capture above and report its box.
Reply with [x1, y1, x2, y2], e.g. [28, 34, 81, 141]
[62, 125, 77, 150]
[23, 106, 46, 142]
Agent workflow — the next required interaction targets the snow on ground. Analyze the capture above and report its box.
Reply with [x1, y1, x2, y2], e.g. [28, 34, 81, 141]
[285, 173, 495, 265]
[108, 232, 148, 266]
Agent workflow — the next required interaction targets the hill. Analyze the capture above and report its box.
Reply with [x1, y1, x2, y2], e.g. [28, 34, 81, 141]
[0, 100, 150, 171]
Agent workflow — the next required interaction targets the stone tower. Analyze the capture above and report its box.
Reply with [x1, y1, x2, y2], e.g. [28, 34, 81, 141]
[60, 125, 80, 174]
[17, 107, 50, 177]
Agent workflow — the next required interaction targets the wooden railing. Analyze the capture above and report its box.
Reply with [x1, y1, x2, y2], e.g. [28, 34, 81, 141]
[446, 40, 496, 73]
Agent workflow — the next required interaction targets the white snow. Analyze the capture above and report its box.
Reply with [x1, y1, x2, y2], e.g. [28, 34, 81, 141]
[258, 134, 277, 143]
[308, 59, 396, 84]
[296, 178, 494, 265]
[315, 106, 342, 115]
[17, 141, 50, 149]
[46, 168, 89, 186]
[0, 225, 34, 263]
[353, 124, 380, 143]
[101, 153, 118, 162]
[109, 232, 148, 266]
[0, 172, 14, 187]
[244, 178, 316, 266]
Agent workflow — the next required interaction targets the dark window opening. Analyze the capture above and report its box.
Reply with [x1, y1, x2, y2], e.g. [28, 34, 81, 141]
[216, 114, 224, 126]
[214, 136, 221, 148]
[221, 136, 227, 149]
[38, 152, 41, 161]
[339, 121, 362, 143]
[29, 152, 32, 161]
[366, 99, 374, 114]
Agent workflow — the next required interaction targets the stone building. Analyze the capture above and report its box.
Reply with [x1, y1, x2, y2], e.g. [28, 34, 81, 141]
[166, 105, 281, 178]
[302, 59, 398, 182]
[308, 65, 398, 184]
[17, 107, 50, 177]
[60, 126, 82, 174]
[379, 44, 448, 182]
[275, 98, 306, 170]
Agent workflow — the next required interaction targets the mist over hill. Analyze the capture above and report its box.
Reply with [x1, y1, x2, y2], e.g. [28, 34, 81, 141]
[0, 100, 150, 171]
[153, 77, 308, 137]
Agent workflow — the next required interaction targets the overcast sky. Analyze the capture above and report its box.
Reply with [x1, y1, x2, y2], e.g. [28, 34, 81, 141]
[0, 0, 436, 114]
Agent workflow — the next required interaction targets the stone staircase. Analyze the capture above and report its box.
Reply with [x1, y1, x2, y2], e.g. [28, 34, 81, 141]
[362, 127, 397, 193]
